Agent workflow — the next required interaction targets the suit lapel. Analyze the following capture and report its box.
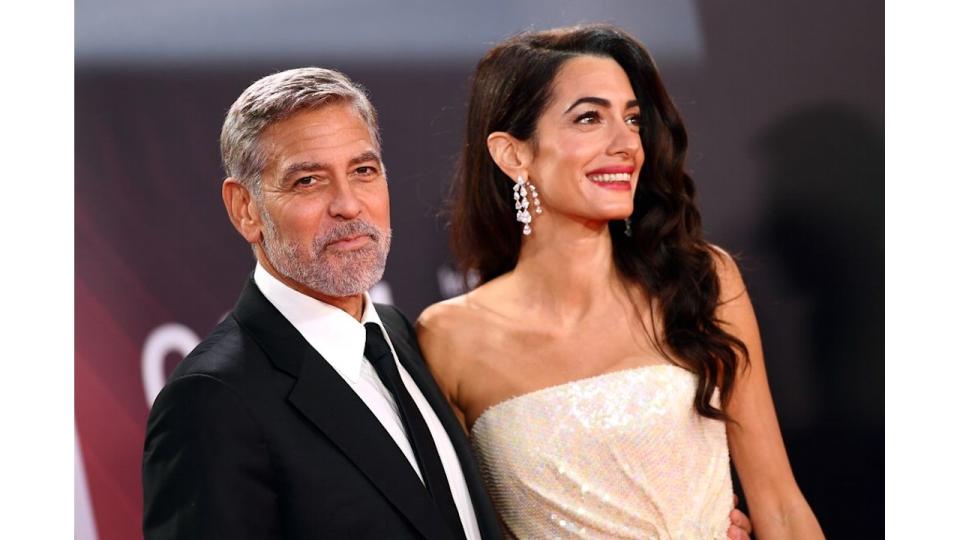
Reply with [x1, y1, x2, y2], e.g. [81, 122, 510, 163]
[231, 278, 453, 540]
[379, 306, 503, 538]
[287, 359, 453, 540]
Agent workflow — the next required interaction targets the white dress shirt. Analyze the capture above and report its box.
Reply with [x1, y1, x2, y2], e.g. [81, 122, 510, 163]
[254, 265, 481, 539]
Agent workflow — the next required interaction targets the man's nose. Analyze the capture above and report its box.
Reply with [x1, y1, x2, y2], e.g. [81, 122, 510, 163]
[328, 181, 363, 220]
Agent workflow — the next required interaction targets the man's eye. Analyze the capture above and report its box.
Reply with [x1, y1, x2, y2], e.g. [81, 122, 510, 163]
[295, 176, 318, 186]
[574, 111, 601, 124]
[355, 166, 377, 175]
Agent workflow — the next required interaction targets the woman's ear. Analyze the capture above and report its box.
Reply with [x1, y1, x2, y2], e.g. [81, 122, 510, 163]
[487, 131, 532, 182]
[222, 178, 263, 244]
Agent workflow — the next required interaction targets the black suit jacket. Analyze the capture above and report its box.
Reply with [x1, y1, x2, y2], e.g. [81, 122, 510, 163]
[142, 278, 501, 539]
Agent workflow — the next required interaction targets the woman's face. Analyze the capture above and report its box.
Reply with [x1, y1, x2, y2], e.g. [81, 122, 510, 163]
[525, 55, 643, 225]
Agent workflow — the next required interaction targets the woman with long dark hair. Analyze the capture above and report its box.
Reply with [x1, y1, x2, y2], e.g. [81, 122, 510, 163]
[417, 25, 823, 538]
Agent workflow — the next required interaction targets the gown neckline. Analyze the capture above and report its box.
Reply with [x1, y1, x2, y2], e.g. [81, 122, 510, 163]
[469, 363, 689, 434]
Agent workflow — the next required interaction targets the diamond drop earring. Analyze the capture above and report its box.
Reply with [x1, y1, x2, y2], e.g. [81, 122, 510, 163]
[624, 217, 633, 237]
[513, 175, 541, 235]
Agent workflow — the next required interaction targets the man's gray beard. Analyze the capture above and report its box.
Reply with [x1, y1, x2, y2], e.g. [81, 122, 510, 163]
[260, 212, 391, 298]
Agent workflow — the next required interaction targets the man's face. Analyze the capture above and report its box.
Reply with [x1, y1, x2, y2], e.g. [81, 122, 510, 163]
[254, 102, 391, 298]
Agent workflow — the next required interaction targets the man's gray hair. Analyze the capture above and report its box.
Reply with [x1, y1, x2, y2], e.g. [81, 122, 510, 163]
[220, 67, 380, 197]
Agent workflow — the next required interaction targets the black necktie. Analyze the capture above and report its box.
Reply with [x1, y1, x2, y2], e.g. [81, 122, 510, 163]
[364, 323, 467, 540]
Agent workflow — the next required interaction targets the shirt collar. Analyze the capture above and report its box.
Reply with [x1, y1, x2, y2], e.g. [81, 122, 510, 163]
[254, 263, 386, 385]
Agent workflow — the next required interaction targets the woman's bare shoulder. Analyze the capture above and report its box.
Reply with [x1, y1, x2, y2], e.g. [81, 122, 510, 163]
[708, 243, 748, 303]
[417, 293, 489, 352]
[416, 292, 502, 404]
[418, 281, 514, 357]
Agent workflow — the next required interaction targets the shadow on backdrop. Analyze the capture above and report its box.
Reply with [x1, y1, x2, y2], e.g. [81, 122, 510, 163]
[752, 103, 883, 537]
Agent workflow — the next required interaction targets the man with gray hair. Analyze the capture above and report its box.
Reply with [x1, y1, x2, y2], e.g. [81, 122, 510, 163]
[142, 67, 501, 539]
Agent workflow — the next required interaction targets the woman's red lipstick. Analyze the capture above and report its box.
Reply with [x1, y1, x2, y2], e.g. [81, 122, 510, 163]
[586, 166, 634, 190]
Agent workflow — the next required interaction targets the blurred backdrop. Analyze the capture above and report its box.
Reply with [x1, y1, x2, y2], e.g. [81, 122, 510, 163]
[75, 1, 883, 538]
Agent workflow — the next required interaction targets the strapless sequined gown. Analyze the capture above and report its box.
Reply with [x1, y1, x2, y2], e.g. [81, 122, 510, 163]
[470, 365, 732, 539]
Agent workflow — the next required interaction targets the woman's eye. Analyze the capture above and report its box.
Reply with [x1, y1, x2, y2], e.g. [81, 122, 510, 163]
[625, 114, 642, 127]
[574, 111, 601, 124]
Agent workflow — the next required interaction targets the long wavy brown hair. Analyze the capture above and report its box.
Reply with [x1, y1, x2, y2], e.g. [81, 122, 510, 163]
[449, 24, 748, 420]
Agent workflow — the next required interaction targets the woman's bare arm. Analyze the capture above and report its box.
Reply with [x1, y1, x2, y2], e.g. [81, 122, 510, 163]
[714, 249, 825, 539]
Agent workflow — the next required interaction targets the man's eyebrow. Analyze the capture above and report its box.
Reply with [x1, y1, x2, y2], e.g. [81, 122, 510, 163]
[279, 151, 382, 180]
[564, 96, 640, 113]
[348, 151, 382, 168]
[281, 161, 330, 180]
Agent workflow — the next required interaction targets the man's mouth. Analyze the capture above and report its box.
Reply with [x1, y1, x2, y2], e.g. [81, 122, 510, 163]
[325, 234, 373, 251]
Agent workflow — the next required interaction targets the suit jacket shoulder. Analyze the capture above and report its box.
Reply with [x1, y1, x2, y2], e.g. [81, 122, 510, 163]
[376, 303, 421, 351]
[144, 280, 472, 540]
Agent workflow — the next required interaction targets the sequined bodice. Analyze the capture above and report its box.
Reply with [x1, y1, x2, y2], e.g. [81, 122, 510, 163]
[470, 364, 732, 539]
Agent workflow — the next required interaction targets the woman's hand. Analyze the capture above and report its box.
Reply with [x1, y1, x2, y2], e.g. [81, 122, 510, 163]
[728, 494, 753, 539]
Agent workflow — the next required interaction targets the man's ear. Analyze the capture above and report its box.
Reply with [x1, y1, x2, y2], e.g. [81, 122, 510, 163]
[486, 131, 532, 182]
[222, 178, 263, 244]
